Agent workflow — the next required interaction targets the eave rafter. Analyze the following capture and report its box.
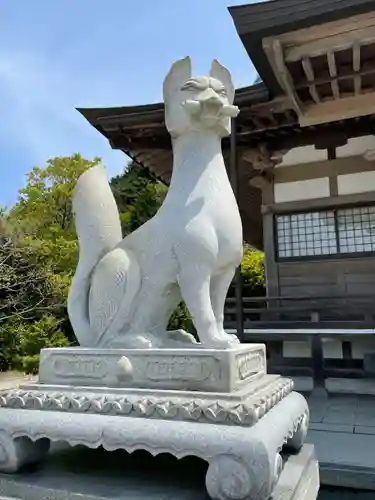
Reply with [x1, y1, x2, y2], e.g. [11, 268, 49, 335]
[262, 11, 375, 127]
[102, 98, 299, 153]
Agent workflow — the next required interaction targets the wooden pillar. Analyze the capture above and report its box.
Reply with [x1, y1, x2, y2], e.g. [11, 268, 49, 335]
[230, 118, 244, 342]
[261, 183, 279, 298]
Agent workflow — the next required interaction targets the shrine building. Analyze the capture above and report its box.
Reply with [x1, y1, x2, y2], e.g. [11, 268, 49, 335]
[78, 0, 375, 385]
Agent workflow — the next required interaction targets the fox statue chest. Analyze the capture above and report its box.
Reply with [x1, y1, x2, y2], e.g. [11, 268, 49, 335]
[161, 155, 243, 267]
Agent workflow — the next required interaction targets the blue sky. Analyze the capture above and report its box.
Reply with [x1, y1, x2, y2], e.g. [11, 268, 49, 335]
[0, 0, 259, 208]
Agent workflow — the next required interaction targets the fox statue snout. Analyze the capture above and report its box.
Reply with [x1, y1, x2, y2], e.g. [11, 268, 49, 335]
[68, 56, 243, 350]
[183, 86, 239, 127]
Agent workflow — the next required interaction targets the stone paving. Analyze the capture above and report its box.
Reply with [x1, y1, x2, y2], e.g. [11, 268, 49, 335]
[305, 392, 375, 490]
[309, 393, 375, 433]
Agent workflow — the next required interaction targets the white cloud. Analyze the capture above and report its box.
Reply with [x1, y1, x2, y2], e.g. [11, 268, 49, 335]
[0, 47, 127, 178]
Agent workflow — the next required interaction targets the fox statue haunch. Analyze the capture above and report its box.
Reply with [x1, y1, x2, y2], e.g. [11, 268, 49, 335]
[68, 57, 243, 349]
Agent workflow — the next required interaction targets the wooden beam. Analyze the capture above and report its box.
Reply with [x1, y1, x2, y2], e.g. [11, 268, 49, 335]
[265, 38, 304, 116]
[295, 60, 375, 91]
[299, 91, 375, 127]
[302, 56, 320, 103]
[273, 156, 375, 184]
[263, 119, 375, 153]
[249, 175, 270, 190]
[285, 26, 375, 62]
[101, 116, 165, 130]
[275, 11, 375, 48]
[242, 143, 279, 172]
[237, 117, 296, 137]
[109, 112, 375, 160]
[251, 116, 265, 129]
[230, 117, 244, 342]
[260, 172, 280, 298]
[110, 134, 171, 150]
[353, 41, 362, 95]
[327, 51, 340, 100]
[314, 131, 348, 149]
[266, 190, 375, 215]
[242, 148, 269, 170]
[261, 112, 278, 127]
[241, 96, 292, 115]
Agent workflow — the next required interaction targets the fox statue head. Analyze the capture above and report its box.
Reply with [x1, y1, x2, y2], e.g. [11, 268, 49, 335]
[163, 56, 239, 139]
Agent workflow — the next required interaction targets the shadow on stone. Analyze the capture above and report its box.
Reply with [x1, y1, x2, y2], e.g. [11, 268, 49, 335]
[0, 443, 209, 500]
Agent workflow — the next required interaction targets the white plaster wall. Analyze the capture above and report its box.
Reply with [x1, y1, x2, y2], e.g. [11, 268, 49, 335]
[322, 339, 343, 359]
[277, 135, 375, 168]
[337, 170, 375, 195]
[283, 341, 311, 358]
[336, 135, 375, 158]
[283, 340, 343, 359]
[274, 177, 330, 203]
[277, 145, 327, 167]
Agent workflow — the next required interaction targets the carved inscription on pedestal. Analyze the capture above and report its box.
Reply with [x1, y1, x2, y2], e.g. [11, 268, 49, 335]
[140, 356, 220, 383]
[53, 356, 108, 379]
[236, 351, 264, 381]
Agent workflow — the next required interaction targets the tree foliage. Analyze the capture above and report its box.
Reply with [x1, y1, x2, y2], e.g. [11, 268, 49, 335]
[1, 154, 97, 371]
[110, 162, 167, 235]
[12, 154, 99, 235]
[241, 245, 265, 296]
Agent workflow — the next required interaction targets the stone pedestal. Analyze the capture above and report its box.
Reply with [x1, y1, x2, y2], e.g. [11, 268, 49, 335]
[38, 343, 267, 392]
[0, 344, 319, 500]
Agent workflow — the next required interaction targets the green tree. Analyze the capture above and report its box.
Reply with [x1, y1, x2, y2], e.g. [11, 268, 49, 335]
[1, 155, 101, 371]
[12, 154, 100, 236]
[10, 154, 101, 273]
[0, 220, 70, 371]
[240, 245, 265, 296]
[111, 161, 167, 235]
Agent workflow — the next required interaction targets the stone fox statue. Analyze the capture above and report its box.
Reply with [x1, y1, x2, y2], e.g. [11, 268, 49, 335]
[68, 57, 243, 349]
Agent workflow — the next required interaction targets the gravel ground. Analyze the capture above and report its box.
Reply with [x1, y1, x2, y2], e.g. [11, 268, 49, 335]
[0, 371, 36, 390]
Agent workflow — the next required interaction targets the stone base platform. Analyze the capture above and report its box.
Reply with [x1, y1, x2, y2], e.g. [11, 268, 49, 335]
[37, 343, 266, 392]
[0, 390, 310, 500]
[0, 442, 319, 500]
[0, 344, 316, 499]
[6, 372, 292, 427]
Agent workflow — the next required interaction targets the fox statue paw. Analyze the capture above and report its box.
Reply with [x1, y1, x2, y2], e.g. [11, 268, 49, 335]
[205, 333, 240, 349]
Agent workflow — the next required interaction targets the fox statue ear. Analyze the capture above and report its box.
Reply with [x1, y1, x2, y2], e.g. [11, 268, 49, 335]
[210, 59, 235, 103]
[163, 56, 192, 101]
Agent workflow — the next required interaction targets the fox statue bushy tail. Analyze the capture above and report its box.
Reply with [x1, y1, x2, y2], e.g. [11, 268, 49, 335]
[68, 165, 140, 347]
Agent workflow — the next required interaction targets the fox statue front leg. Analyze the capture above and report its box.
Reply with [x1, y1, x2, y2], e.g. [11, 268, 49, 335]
[210, 267, 240, 343]
[178, 263, 239, 349]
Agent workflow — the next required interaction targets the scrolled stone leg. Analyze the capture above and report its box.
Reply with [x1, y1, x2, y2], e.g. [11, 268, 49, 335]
[285, 411, 309, 453]
[0, 431, 50, 473]
[205, 454, 256, 500]
[272, 452, 283, 490]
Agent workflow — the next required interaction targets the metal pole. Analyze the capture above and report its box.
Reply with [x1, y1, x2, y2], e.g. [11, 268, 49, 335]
[230, 117, 244, 342]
